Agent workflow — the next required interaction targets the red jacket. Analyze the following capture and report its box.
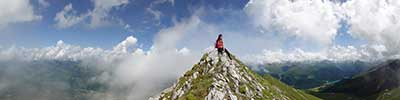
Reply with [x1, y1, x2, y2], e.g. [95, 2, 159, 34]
[215, 38, 223, 49]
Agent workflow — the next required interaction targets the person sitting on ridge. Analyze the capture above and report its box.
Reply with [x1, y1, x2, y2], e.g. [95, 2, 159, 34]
[215, 34, 224, 54]
[215, 34, 232, 59]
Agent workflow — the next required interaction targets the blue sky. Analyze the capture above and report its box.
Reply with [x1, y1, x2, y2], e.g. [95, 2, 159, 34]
[0, 0, 378, 56]
[1, 0, 250, 49]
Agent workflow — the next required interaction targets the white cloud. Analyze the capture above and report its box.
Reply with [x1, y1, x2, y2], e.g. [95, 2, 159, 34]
[146, 0, 175, 24]
[54, 4, 89, 29]
[245, 0, 341, 46]
[54, 0, 129, 28]
[152, 15, 201, 52]
[341, 0, 400, 56]
[168, 0, 175, 6]
[0, 0, 41, 28]
[89, 0, 129, 28]
[38, 0, 50, 8]
[113, 36, 138, 53]
[146, 7, 162, 24]
[116, 16, 201, 99]
[244, 45, 395, 64]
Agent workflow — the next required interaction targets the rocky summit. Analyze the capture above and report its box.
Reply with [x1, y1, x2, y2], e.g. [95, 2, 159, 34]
[151, 49, 320, 100]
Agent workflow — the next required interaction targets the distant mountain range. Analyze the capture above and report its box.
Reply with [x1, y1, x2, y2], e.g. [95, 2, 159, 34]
[252, 60, 373, 89]
[316, 59, 400, 100]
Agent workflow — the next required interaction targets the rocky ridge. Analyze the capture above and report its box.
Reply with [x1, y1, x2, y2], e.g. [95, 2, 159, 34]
[152, 49, 319, 100]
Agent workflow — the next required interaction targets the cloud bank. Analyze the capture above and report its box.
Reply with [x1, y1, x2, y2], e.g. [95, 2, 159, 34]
[243, 0, 400, 64]
[243, 45, 394, 64]
[0, 16, 202, 99]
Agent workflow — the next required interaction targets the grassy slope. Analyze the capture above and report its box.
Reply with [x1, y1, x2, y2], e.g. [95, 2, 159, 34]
[159, 53, 214, 100]
[376, 88, 400, 100]
[306, 88, 400, 100]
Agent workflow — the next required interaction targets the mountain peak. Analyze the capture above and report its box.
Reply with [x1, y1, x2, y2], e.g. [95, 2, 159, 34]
[151, 49, 319, 100]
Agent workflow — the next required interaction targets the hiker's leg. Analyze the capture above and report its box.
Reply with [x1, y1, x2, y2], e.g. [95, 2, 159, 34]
[225, 49, 228, 55]
[225, 48, 232, 59]
[224, 48, 227, 53]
